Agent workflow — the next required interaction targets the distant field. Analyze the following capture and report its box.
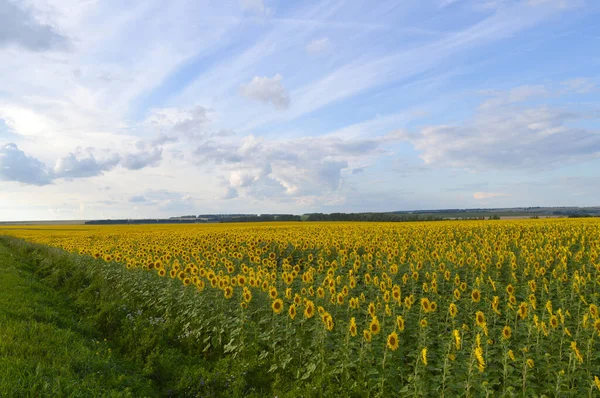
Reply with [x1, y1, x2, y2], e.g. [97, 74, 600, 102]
[0, 220, 87, 225]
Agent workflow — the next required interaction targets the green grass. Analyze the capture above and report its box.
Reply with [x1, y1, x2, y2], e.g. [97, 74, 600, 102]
[0, 237, 273, 397]
[0, 240, 154, 397]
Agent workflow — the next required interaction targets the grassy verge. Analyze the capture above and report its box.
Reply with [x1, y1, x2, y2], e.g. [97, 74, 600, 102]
[0, 239, 154, 397]
[0, 236, 274, 397]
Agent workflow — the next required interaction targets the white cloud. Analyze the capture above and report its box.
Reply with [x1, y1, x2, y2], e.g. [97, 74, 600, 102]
[561, 78, 596, 94]
[240, 74, 290, 110]
[241, 0, 271, 17]
[0, 0, 69, 51]
[53, 152, 121, 179]
[527, 0, 583, 8]
[306, 38, 330, 54]
[473, 192, 510, 200]
[399, 85, 600, 171]
[0, 143, 51, 185]
[480, 85, 547, 109]
[192, 130, 397, 204]
[121, 148, 163, 170]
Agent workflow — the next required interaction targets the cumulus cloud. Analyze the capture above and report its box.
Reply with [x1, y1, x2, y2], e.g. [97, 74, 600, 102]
[193, 132, 391, 203]
[145, 105, 214, 143]
[0, 0, 69, 51]
[306, 38, 330, 54]
[0, 143, 51, 185]
[240, 74, 290, 110]
[1, 140, 166, 186]
[53, 152, 121, 179]
[399, 87, 600, 171]
[121, 148, 163, 170]
[222, 187, 239, 200]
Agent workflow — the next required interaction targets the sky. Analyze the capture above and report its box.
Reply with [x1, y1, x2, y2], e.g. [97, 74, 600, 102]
[1, 0, 600, 221]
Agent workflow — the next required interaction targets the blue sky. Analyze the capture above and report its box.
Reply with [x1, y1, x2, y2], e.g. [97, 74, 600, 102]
[1, 0, 599, 220]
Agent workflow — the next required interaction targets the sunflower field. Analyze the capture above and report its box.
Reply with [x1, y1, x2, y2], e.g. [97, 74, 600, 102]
[2, 219, 600, 396]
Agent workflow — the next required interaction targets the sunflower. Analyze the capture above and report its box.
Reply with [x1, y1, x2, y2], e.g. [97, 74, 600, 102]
[475, 346, 485, 372]
[475, 311, 486, 328]
[368, 302, 376, 317]
[285, 288, 292, 300]
[449, 303, 458, 318]
[518, 302, 528, 319]
[272, 298, 284, 314]
[454, 289, 461, 300]
[396, 315, 405, 332]
[224, 286, 233, 299]
[363, 329, 372, 342]
[508, 350, 515, 361]
[269, 287, 278, 300]
[183, 277, 191, 286]
[387, 332, 399, 351]
[590, 304, 599, 319]
[506, 284, 515, 295]
[550, 315, 559, 329]
[546, 300, 553, 315]
[571, 341, 584, 363]
[594, 319, 600, 335]
[526, 359, 534, 369]
[288, 304, 297, 320]
[243, 287, 252, 303]
[317, 287, 325, 298]
[337, 293, 344, 305]
[349, 317, 357, 337]
[471, 289, 481, 303]
[509, 295, 517, 306]
[421, 297, 431, 312]
[453, 329, 461, 350]
[169, 269, 177, 279]
[304, 300, 315, 319]
[383, 291, 390, 303]
[158, 268, 166, 277]
[420, 319, 428, 328]
[370, 316, 381, 335]
[421, 348, 428, 366]
[502, 325, 512, 340]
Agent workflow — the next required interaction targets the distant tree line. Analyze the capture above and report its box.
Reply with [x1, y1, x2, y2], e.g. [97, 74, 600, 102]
[303, 213, 446, 222]
[221, 214, 302, 222]
[85, 219, 199, 225]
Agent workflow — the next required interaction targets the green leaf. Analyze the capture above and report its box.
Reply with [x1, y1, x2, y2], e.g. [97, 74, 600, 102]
[301, 363, 317, 380]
